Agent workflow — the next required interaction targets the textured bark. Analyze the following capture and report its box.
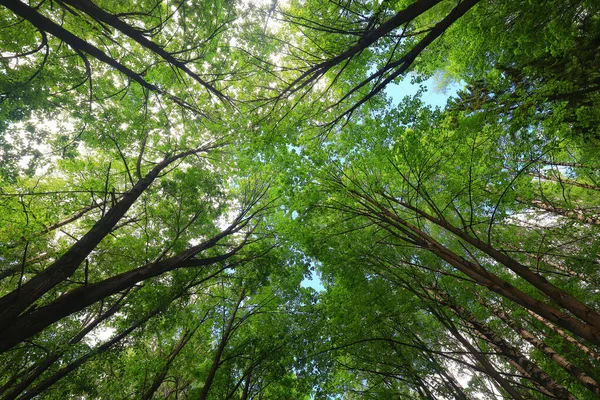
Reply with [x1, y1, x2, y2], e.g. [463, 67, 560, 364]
[0, 231, 245, 353]
[199, 288, 246, 400]
[1, 293, 127, 399]
[391, 195, 600, 332]
[527, 199, 600, 226]
[491, 306, 600, 397]
[525, 309, 600, 363]
[350, 189, 600, 345]
[504, 358, 557, 399]
[447, 302, 577, 400]
[531, 172, 600, 192]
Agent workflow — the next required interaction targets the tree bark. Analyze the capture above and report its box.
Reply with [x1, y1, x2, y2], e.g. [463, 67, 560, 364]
[443, 319, 525, 400]
[0, 147, 210, 330]
[446, 301, 577, 400]
[491, 305, 600, 397]
[1, 292, 128, 399]
[525, 309, 600, 363]
[387, 193, 600, 332]
[0, 231, 245, 353]
[349, 189, 600, 345]
[199, 288, 246, 400]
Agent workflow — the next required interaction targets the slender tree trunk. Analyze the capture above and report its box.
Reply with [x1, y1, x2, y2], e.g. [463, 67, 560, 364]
[530, 172, 600, 192]
[527, 198, 600, 226]
[199, 288, 246, 400]
[491, 306, 600, 396]
[15, 306, 164, 400]
[443, 320, 525, 400]
[240, 371, 253, 400]
[525, 309, 600, 363]
[446, 302, 577, 400]
[141, 328, 198, 400]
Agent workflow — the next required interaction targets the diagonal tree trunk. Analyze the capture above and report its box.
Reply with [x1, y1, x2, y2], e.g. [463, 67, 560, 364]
[0, 146, 213, 330]
[199, 288, 246, 400]
[489, 305, 600, 397]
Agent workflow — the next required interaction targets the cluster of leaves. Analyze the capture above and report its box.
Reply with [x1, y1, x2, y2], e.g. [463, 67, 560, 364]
[1, 0, 600, 399]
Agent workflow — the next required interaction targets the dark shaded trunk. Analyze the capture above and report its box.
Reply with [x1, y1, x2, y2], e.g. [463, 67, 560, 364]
[0, 232, 244, 353]
[15, 306, 164, 400]
[199, 288, 246, 400]
[283, 0, 443, 93]
[0, 147, 208, 330]
[57, 0, 224, 100]
[0, 0, 202, 112]
[1, 292, 128, 399]
[387, 193, 600, 332]
[141, 326, 200, 400]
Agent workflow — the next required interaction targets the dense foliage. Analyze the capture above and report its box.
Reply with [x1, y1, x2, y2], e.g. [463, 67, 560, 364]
[1, 0, 599, 398]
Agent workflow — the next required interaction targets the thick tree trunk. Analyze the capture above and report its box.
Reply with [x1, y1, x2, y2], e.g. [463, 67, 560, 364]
[352, 190, 600, 345]
[0, 147, 207, 330]
[0, 235, 243, 353]
[1, 293, 128, 399]
[390, 195, 600, 332]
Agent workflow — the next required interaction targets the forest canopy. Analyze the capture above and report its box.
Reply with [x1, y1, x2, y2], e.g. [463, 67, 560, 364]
[1, 0, 599, 398]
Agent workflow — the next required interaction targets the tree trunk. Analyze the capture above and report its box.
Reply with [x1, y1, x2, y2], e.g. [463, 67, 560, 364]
[0, 147, 208, 330]
[491, 306, 600, 397]
[443, 320, 525, 400]
[199, 288, 246, 400]
[525, 309, 600, 363]
[447, 301, 577, 400]
[141, 328, 197, 400]
[1, 292, 128, 399]
[354, 191, 600, 345]
[0, 221, 245, 353]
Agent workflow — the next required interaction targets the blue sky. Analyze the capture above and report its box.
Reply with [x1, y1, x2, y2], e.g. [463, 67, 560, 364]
[299, 75, 461, 293]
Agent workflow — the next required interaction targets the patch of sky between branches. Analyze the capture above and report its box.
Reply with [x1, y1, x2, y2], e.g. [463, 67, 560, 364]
[387, 73, 463, 108]
[301, 261, 325, 292]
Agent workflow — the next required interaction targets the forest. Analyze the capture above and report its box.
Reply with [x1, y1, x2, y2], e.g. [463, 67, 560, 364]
[0, 0, 599, 398]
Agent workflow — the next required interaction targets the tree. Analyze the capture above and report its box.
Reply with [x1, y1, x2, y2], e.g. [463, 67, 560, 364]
[2, 0, 600, 398]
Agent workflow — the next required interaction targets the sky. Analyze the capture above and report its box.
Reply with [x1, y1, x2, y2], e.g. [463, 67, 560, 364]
[300, 75, 461, 293]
